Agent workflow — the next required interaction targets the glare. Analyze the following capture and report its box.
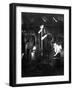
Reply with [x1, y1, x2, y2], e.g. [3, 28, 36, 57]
[31, 51, 35, 59]
[53, 43, 62, 56]
[38, 25, 44, 34]
[41, 34, 47, 40]
[33, 46, 36, 50]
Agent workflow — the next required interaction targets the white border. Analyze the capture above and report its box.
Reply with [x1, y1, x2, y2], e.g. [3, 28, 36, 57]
[16, 6, 69, 84]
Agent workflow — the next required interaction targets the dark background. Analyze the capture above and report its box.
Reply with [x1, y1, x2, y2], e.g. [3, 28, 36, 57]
[21, 12, 64, 77]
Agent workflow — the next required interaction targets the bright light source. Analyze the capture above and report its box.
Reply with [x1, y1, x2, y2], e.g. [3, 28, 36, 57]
[31, 51, 35, 60]
[53, 17, 58, 22]
[38, 25, 44, 34]
[33, 46, 36, 50]
[40, 25, 44, 29]
[53, 43, 62, 56]
[41, 34, 47, 40]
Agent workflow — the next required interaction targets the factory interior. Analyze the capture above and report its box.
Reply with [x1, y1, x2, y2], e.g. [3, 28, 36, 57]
[21, 12, 64, 77]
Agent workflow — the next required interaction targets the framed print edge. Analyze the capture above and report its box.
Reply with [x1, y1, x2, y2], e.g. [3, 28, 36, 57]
[69, 7, 71, 84]
[9, 4, 16, 86]
[9, 3, 71, 87]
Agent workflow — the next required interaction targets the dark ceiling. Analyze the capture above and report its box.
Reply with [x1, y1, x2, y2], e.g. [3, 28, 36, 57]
[22, 12, 64, 35]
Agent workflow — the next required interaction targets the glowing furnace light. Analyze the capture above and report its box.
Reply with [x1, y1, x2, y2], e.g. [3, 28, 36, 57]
[31, 46, 36, 60]
[41, 34, 47, 40]
[33, 46, 36, 50]
[38, 25, 44, 34]
[53, 43, 62, 56]
[31, 51, 35, 60]
[41, 33, 52, 40]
